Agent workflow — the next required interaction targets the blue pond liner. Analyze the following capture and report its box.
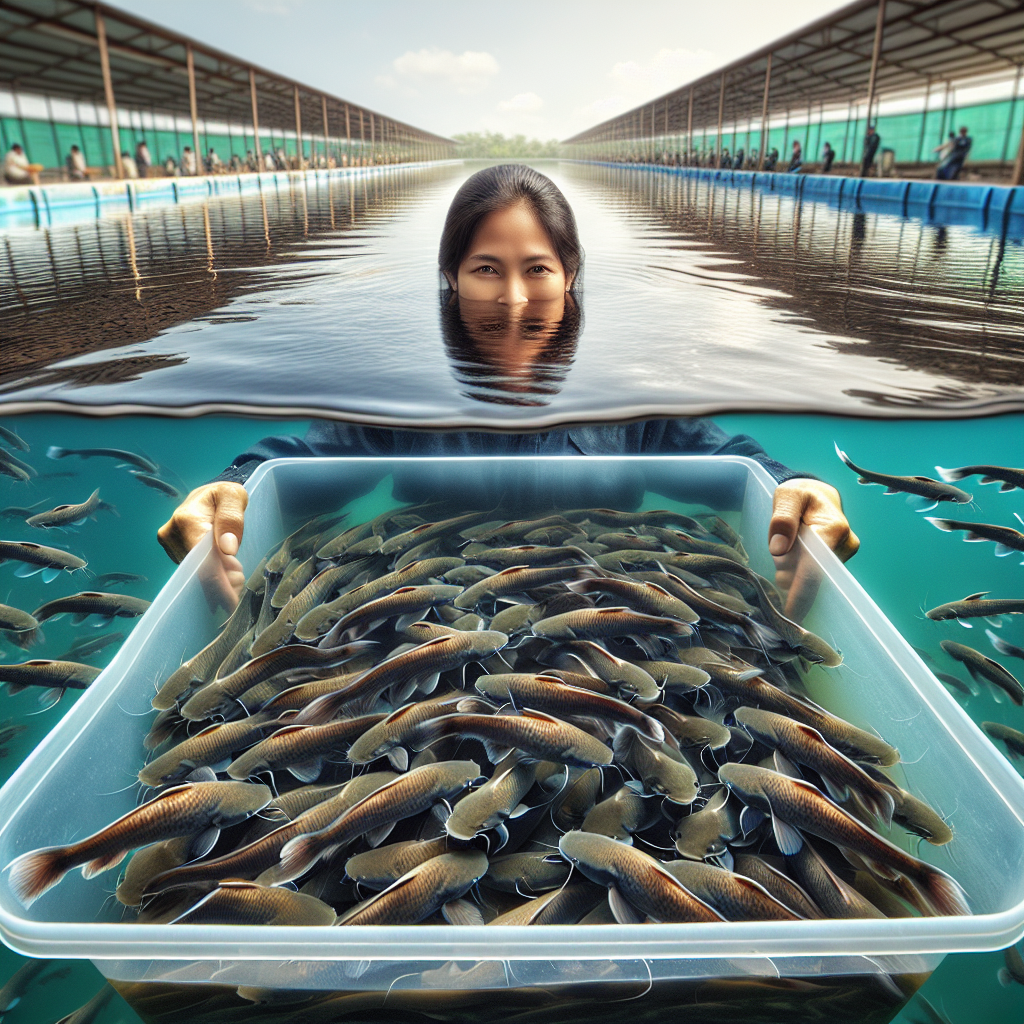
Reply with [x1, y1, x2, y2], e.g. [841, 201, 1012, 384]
[581, 161, 1024, 240]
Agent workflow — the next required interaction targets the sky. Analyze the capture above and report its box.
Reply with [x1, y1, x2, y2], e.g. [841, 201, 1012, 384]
[108, 0, 850, 141]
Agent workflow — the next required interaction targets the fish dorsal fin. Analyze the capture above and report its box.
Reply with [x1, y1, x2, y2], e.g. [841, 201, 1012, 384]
[596, 606, 631, 616]
[383, 702, 423, 724]
[390, 587, 418, 596]
[643, 582, 672, 597]
[195, 722, 226, 737]
[270, 724, 312, 739]
[912, 476, 939, 484]
[496, 565, 532, 577]
[515, 708, 561, 725]
[218, 879, 260, 890]
[791, 721, 827, 746]
[418, 636, 454, 651]
[963, 591, 990, 602]
[50, 505, 73, 512]
[78, 592, 104, 598]
[24, 660, 56, 667]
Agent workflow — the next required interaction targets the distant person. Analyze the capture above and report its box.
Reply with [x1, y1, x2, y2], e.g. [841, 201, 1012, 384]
[206, 148, 222, 173]
[135, 139, 151, 178]
[66, 144, 87, 181]
[229, 153, 242, 172]
[788, 140, 802, 173]
[933, 131, 955, 169]
[181, 146, 197, 176]
[719, 148, 730, 169]
[860, 125, 881, 177]
[120, 150, 139, 179]
[163, 155, 179, 176]
[276, 147, 288, 170]
[245, 149, 257, 172]
[764, 147, 779, 171]
[732, 148, 744, 170]
[264, 150, 276, 171]
[2, 143, 40, 186]
[821, 141, 835, 173]
[937, 126, 972, 180]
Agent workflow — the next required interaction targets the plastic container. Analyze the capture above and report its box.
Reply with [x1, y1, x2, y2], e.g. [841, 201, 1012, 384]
[2, 455, 1023, 1024]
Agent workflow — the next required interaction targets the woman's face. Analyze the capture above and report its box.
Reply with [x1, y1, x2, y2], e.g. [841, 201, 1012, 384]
[449, 201, 569, 303]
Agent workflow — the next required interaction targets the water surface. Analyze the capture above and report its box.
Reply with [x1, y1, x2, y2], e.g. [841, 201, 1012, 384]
[1, 162, 1021, 422]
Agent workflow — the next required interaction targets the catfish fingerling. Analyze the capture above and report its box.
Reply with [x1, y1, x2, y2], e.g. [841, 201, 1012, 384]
[834, 445, 972, 511]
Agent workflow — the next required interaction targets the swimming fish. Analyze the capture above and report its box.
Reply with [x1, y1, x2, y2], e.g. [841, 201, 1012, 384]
[453, 563, 599, 610]
[581, 783, 661, 842]
[988, 629, 1024, 662]
[0, 659, 101, 705]
[0, 425, 30, 452]
[926, 592, 1024, 627]
[51, 984, 115, 1024]
[0, 603, 41, 649]
[0, 449, 36, 483]
[33, 591, 151, 628]
[0, 502, 46, 522]
[660, 859, 801, 921]
[558, 830, 724, 923]
[25, 490, 117, 530]
[347, 691, 465, 770]
[940, 640, 1024, 704]
[999, 944, 1024, 987]
[484, 849, 572, 895]
[531, 606, 693, 649]
[834, 444, 972, 511]
[8, 779, 271, 906]
[345, 837, 452, 890]
[130, 472, 181, 498]
[926, 516, 1024, 562]
[445, 757, 537, 842]
[935, 464, 1024, 493]
[92, 572, 147, 588]
[0, 540, 88, 582]
[46, 446, 158, 473]
[982, 722, 1024, 761]
[672, 789, 741, 862]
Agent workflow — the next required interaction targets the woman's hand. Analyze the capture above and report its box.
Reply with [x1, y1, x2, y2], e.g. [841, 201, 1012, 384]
[158, 483, 248, 611]
[767, 478, 860, 619]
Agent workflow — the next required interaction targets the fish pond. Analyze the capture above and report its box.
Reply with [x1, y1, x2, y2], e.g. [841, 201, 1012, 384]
[0, 160, 1022, 1024]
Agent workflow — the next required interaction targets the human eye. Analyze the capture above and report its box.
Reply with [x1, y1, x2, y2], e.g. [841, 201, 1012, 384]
[473, 264, 498, 275]
[528, 264, 553, 275]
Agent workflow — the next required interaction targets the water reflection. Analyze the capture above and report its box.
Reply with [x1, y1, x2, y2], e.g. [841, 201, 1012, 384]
[441, 295, 580, 405]
[0, 161, 1021, 421]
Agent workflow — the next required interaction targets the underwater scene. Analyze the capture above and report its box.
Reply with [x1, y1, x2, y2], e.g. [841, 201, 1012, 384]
[0, 159, 1022, 1024]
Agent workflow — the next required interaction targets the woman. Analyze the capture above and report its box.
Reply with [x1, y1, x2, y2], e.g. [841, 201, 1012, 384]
[159, 165, 858, 610]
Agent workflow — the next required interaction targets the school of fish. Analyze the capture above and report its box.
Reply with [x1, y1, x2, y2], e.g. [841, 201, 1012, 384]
[7, 496, 973, 933]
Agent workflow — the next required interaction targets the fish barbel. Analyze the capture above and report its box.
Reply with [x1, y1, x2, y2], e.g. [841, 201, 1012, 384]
[717, 764, 969, 916]
[445, 758, 538, 841]
[8, 780, 271, 906]
[0, 540, 87, 582]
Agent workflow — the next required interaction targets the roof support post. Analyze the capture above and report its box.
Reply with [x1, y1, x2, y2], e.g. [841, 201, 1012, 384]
[186, 43, 201, 174]
[322, 94, 330, 165]
[916, 76, 931, 163]
[716, 72, 726, 168]
[370, 113, 376, 163]
[1013, 112, 1024, 185]
[862, 0, 886, 171]
[758, 53, 772, 170]
[1000, 65, 1022, 168]
[95, 11, 123, 179]
[293, 84, 302, 167]
[249, 68, 262, 165]
[651, 101, 656, 160]
[687, 87, 694, 162]
[344, 103, 351, 163]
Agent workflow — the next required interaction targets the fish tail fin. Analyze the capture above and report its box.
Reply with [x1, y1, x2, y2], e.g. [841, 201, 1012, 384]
[82, 849, 129, 879]
[998, 968, 1012, 987]
[45, 446, 66, 460]
[833, 442, 860, 474]
[917, 864, 970, 917]
[276, 834, 323, 882]
[746, 620, 783, 650]
[8, 845, 73, 906]
[11, 626, 42, 650]
[924, 517, 958, 533]
[639, 716, 666, 745]
[935, 466, 967, 483]
[97, 501, 119, 517]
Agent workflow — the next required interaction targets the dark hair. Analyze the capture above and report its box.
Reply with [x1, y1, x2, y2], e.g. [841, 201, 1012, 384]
[438, 164, 583, 291]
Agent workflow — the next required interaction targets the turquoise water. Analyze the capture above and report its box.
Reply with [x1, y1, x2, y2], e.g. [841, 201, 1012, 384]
[0, 410, 1021, 1022]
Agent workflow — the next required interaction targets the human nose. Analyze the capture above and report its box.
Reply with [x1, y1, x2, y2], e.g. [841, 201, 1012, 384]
[497, 274, 530, 305]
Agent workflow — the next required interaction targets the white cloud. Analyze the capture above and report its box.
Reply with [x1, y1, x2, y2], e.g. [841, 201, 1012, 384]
[384, 48, 500, 95]
[497, 92, 545, 114]
[575, 47, 720, 125]
[240, 0, 303, 14]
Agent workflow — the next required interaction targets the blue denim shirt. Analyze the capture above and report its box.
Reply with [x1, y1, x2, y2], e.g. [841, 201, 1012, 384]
[215, 418, 813, 513]
[218, 419, 807, 483]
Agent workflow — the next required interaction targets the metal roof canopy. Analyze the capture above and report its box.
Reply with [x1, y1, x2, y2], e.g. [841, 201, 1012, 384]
[565, 0, 1024, 144]
[0, 0, 453, 147]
